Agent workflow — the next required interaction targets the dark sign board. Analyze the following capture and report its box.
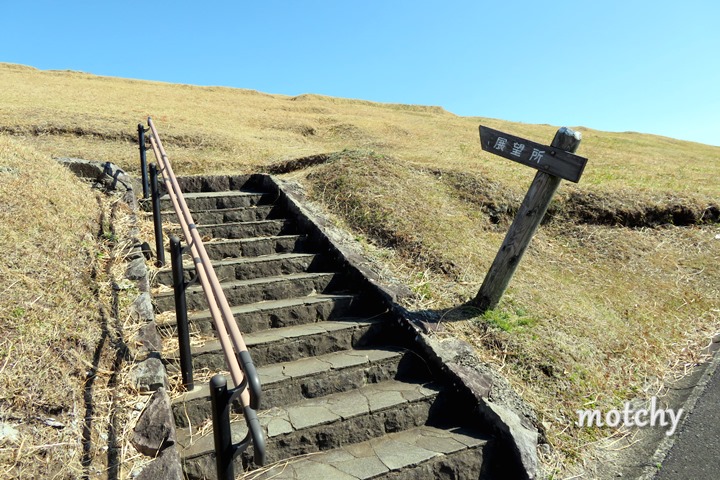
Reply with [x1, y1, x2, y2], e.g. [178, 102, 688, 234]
[479, 126, 588, 183]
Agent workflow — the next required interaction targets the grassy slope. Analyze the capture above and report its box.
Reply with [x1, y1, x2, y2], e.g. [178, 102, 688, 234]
[0, 136, 101, 478]
[1, 62, 718, 476]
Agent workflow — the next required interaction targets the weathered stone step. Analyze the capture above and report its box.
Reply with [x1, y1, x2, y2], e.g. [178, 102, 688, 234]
[202, 235, 306, 260]
[172, 347, 417, 428]
[159, 190, 275, 211]
[178, 379, 442, 479]
[166, 316, 389, 371]
[154, 253, 318, 286]
[249, 425, 490, 479]
[157, 294, 359, 335]
[154, 272, 342, 312]
[162, 204, 279, 224]
[171, 174, 267, 194]
[167, 219, 294, 241]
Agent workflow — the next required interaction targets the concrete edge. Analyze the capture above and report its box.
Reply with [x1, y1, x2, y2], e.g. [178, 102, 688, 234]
[269, 175, 540, 479]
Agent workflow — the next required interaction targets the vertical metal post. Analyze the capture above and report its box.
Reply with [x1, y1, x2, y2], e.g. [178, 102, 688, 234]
[211, 375, 235, 480]
[170, 235, 194, 390]
[138, 124, 149, 199]
[149, 163, 166, 266]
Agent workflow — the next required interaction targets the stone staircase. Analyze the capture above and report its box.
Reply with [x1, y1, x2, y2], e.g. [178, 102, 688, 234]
[151, 175, 509, 480]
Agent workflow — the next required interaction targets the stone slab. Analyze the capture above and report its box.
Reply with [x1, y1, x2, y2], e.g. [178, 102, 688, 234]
[248, 425, 489, 479]
[177, 379, 439, 460]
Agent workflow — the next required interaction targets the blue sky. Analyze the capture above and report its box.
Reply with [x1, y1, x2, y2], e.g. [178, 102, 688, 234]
[2, 1, 719, 146]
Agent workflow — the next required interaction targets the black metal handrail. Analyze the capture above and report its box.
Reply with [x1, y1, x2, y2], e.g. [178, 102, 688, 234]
[139, 118, 265, 476]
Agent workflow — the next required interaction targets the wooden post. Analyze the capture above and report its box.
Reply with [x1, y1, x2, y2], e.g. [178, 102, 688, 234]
[472, 127, 582, 312]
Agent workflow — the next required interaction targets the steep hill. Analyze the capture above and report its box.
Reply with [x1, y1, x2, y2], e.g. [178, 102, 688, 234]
[1, 62, 718, 478]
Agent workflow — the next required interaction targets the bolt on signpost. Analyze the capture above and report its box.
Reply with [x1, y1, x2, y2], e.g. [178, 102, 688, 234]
[472, 126, 588, 312]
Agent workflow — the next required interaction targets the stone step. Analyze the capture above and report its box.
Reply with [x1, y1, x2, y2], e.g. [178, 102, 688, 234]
[201, 235, 306, 260]
[171, 174, 267, 194]
[171, 347, 420, 428]
[159, 190, 275, 211]
[154, 272, 343, 313]
[178, 379, 443, 479]
[248, 425, 491, 480]
[166, 219, 294, 241]
[157, 294, 359, 335]
[162, 205, 279, 224]
[154, 253, 319, 286]
[166, 316, 389, 372]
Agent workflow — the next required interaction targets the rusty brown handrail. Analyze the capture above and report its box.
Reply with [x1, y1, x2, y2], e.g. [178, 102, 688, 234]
[144, 117, 265, 470]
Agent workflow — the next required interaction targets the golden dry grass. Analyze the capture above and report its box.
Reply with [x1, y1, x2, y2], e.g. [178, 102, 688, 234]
[1, 62, 719, 478]
[298, 152, 719, 476]
[0, 134, 152, 479]
[0, 136, 100, 478]
[1, 63, 718, 196]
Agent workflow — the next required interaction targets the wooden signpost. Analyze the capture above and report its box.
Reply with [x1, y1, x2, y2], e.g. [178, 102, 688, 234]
[472, 126, 587, 312]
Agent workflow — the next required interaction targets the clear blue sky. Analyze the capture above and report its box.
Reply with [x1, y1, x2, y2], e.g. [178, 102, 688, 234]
[2, 1, 719, 146]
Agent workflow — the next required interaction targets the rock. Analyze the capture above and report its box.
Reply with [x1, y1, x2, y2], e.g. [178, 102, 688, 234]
[42, 417, 65, 429]
[131, 388, 176, 457]
[56, 158, 133, 192]
[126, 257, 148, 281]
[135, 444, 183, 480]
[131, 322, 162, 359]
[131, 293, 155, 322]
[450, 363, 493, 398]
[131, 358, 168, 393]
[482, 401, 539, 480]
[0, 422, 19, 443]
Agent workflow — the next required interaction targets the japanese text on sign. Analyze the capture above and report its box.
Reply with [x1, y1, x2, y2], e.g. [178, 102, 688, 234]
[493, 136, 545, 164]
[479, 125, 588, 183]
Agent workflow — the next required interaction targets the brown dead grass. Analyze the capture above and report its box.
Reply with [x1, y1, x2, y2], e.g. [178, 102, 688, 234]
[0, 136, 149, 479]
[0, 63, 718, 197]
[298, 151, 720, 475]
[0, 62, 719, 477]
[0, 137, 101, 478]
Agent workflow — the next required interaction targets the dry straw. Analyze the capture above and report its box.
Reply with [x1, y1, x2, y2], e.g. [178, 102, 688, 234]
[1, 63, 719, 478]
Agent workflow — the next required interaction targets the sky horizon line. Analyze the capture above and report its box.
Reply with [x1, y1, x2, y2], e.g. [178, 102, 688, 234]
[5, 60, 718, 149]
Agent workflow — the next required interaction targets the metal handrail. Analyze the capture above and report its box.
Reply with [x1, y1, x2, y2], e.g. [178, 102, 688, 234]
[144, 117, 265, 468]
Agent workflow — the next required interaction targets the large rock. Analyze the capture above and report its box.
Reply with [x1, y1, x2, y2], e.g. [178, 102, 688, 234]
[56, 157, 133, 192]
[131, 388, 176, 457]
[131, 358, 168, 393]
[126, 256, 148, 281]
[135, 444, 183, 480]
[130, 321, 162, 360]
[131, 292, 155, 323]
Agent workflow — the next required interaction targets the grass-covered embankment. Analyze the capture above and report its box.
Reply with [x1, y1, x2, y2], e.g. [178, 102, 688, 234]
[0, 137, 102, 478]
[1, 62, 718, 477]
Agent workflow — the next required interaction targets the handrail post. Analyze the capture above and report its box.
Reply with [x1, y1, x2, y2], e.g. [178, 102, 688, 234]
[211, 375, 235, 480]
[170, 235, 194, 390]
[149, 163, 166, 266]
[138, 123, 149, 199]
[145, 118, 265, 469]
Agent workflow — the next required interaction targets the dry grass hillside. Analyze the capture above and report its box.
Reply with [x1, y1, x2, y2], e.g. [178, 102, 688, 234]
[1, 62, 719, 478]
[0, 136, 101, 477]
